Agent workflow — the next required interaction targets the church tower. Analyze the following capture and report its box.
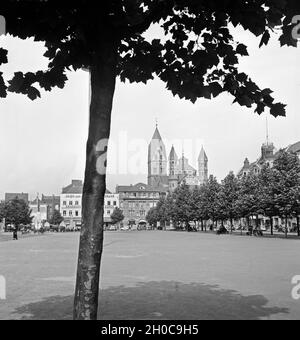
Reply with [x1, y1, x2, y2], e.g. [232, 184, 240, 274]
[148, 125, 168, 188]
[169, 145, 178, 176]
[198, 146, 208, 185]
[168, 145, 179, 192]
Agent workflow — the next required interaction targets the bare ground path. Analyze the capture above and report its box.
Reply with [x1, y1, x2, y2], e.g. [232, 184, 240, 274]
[0, 231, 299, 320]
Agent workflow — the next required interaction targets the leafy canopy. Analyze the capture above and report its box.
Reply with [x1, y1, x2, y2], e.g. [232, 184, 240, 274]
[0, 0, 299, 115]
[49, 209, 64, 226]
[110, 207, 125, 225]
[0, 198, 33, 228]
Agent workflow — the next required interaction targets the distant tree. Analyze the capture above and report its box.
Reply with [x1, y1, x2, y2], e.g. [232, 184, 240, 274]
[146, 207, 159, 228]
[191, 187, 202, 230]
[173, 183, 194, 230]
[110, 207, 124, 226]
[235, 172, 262, 231]
[201, 176, 222, 227]
[0, 202, 5, 221]
[0, 198, 32, 230]
[49, 209, 64, 226]
[1, 0, 299, 320]
[273, 151, 300, 238]
[156, 195, 175, 228]
[155, 197, 168, 228]
[258, 165, 280, 235]
[219, 172, 240, 232]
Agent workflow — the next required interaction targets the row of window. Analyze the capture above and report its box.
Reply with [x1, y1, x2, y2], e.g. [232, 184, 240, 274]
[128, 210, 146, 217]
[62, 201, 80, 207]
[62, 200, 117, 207]
[106, 201, 117, 206]
[62, 210, 80, 217]
[122, 202, 156, 209]
[122, 193, 160, 198]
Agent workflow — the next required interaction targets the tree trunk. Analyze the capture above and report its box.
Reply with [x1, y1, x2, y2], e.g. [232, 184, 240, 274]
[285, 216, 288, 239]
[297, 215, 300, 237]
[230, 217, 233, 234]
[73, 41, 118, 320]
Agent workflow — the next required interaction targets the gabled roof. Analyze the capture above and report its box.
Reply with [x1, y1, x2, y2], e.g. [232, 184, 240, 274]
[62, 180, 83, 194]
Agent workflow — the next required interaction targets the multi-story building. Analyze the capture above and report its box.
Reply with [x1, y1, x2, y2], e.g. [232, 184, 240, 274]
[60, 180, 83, 228]
[238, 140, 300, 178]
[238, 140, 300, 231]
[104, 191, 120, 227]
[60, 180, 118, 228]
[116, 183, 165, 226]
[148, 126, 209, 193]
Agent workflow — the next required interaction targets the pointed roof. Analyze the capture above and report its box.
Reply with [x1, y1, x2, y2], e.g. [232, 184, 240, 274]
[151, 127, 162, 141]
[198, 147, 208, 162]
[169, 145, 178, 160]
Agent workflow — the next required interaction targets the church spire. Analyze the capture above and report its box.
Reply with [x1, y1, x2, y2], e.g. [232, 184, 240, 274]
[198, 146, 208, 185]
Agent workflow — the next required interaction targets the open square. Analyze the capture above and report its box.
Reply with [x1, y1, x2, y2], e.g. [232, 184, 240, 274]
[0, 231, 299, 320]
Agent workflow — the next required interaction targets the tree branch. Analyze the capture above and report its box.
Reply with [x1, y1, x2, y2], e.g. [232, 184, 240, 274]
[120, 0, 176, 37]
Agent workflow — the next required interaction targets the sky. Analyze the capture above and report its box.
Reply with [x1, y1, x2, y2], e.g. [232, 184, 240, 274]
[0, 26, 299, 200]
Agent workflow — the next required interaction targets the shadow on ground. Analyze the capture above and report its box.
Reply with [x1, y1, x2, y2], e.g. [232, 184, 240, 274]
[13, 281, 289, 320]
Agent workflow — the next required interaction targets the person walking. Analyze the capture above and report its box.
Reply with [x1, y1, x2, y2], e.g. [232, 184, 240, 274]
[13, 226, 18, 241]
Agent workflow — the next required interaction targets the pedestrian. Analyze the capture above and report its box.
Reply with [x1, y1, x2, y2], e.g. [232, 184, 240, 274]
[13, 227, 18, 241]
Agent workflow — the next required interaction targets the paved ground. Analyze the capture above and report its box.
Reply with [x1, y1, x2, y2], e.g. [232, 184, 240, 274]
[0, 232, 44, 243]
[0, 231, 300, 320]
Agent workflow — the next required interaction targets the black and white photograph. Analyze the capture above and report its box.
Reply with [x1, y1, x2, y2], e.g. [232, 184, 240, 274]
[0, 0, 300, 324]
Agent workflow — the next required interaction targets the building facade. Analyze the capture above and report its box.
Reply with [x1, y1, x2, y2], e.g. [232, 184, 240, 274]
[116, 183, 165, 226]
[104, 192, 120, 226]
[60, 180, 118, 228]
[238, 140, 300, 231]
[148, 126, 209, 193]
[60, 180, 83, 228]
[238, 141, 300, 178]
